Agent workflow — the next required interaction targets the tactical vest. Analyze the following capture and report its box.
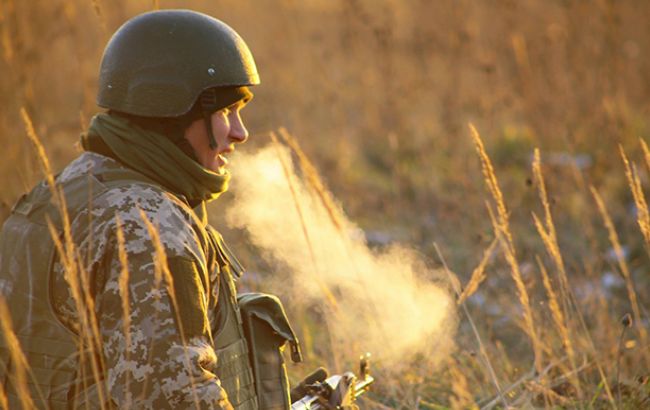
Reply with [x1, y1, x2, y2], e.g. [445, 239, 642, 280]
[208, 228, 258, 410]
[0, 163, 257, 409]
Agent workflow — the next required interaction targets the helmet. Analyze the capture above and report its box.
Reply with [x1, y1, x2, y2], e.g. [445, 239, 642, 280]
[96, 9, 260, 118]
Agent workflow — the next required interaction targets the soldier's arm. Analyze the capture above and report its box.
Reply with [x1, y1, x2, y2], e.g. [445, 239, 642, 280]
[96, 200, 231, 409]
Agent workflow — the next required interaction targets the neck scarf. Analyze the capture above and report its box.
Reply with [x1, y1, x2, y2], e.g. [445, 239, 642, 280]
[81, 113, 230, 203]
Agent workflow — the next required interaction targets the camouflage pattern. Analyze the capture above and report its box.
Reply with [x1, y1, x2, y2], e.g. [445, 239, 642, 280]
[46, 152, 237, 409]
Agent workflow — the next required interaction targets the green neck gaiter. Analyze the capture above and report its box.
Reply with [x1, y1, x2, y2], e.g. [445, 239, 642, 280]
[82, 113, 230, 203]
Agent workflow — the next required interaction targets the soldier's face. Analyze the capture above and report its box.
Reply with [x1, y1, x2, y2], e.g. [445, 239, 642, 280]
[184, 102, 249, 174]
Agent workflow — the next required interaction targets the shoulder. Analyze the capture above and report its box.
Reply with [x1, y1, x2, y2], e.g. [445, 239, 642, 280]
[57, 151, 120, 184]
[92, 183, 204, 258]
[59, 153, 206, 259]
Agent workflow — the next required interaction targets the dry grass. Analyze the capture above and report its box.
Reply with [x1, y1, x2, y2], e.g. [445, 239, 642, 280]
[621, 145, 650, 253]
[114, 216, 132, 408]
[530, 148, 620, 406]
[449, 358, 477, 410]
[0, 297, 35, 409]
[277, 127, 346, 232]
[531, 148, 587, 401]
[270, 132, 343, 370]
[590, 187, 648, 364]
[20, 108, 55, 194]
[270, 132, 339, 311]
[457, 237, 497, 305]
[0, 380, 7, 410]
[642, 139, 650, 174]
[536, 257, 580, 395]
[470, 123, 543, 374]
[22, 106, 111, 407]
[434, 242, 507, 409]
[90, 0, 107, 34]
[2, 0, 650, 408]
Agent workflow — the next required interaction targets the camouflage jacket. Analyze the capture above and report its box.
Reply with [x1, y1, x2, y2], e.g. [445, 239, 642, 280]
[51, 152, 235, 409]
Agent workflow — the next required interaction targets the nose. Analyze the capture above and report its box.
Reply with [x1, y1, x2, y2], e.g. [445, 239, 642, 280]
[228, 111, 249, 144]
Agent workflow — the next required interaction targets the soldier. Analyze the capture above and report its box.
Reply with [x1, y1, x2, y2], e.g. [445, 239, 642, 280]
[0, 10, 272, 409]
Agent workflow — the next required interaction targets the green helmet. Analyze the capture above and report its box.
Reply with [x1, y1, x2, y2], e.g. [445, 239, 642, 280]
[96, 9, 260, 118]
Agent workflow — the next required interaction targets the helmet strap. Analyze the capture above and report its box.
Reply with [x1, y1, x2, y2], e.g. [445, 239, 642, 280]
[202, 111, 218, 149]
[199, 90, 219, 149]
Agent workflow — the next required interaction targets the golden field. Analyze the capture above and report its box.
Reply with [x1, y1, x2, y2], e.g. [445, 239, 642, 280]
[1, 0, 649, 408]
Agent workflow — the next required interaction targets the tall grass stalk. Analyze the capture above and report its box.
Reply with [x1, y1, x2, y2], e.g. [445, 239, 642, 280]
[620, 145, 650, 252]
[23, 106, 109, 408]
[535, 257, 579, 393]
[433, 242, 508, 409]
[615, 313, 632, 405]
[457, 237, 497, 305]
[0, 0, 14, 64]
[531, 150, 616, 406]
[0, 378, 7, 410]
[590, 186, 648, 361]
[90, 0, 107, 33]
[138, 209, 202, 410]
[277, 128, 346, 231]
[533, 149, 616, 407]
[276, 128, 392, 352]
[448, 358, 477, 409]
[0, 297, 35, 409]
[46, 222, 108, 408]
[531, 149, 571, 308]
[76, 251, 108, 372]
[530, 149, 581, 396]
[20, 108, 55, 193]
[115, 216, 132, 408]
[269, 132, 341, 371]
[469, 123, 542, 373]
[270, 132, 339, 310]
[79, 260, 110, 393]
[642, 139, 650, 173]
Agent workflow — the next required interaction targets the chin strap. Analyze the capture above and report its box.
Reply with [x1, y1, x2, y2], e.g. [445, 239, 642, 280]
[200, 90, 218, 149]
[202, 111, 217, 149]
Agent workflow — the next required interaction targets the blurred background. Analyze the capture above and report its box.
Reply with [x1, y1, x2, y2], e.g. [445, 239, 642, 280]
[1, 0, 649, 407]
